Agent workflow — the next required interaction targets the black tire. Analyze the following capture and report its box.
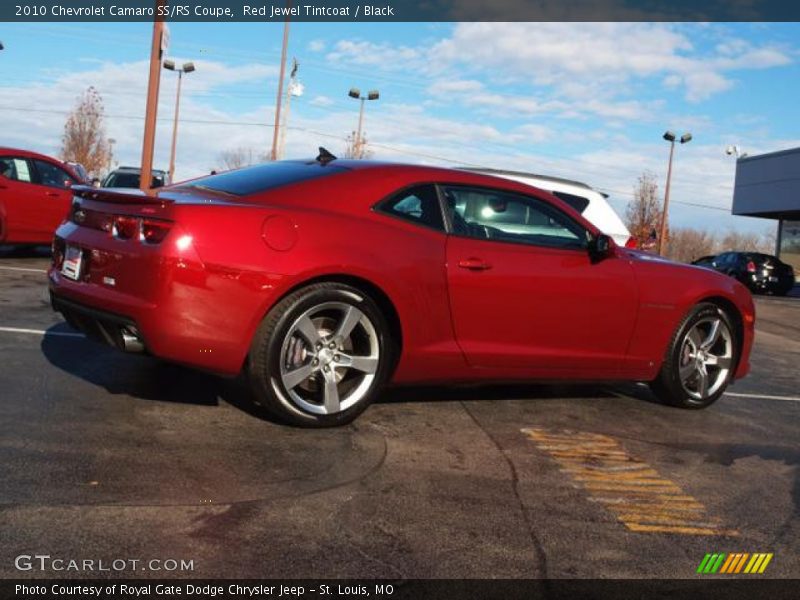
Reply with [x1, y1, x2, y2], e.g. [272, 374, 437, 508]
[650, 302, 739, 409]
[247, 282, 395, 427]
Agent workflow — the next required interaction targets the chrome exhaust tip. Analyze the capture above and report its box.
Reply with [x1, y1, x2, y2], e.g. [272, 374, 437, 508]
[120, 327, 145, 353]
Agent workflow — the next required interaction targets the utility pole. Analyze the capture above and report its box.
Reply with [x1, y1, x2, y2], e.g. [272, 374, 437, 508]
[270, 9, 291, 161]
[140, 2, 167, 193]
[278, 58, 302, 160]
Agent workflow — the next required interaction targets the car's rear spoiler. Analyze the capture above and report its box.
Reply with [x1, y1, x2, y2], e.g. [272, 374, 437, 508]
[71, 185, 174, 205]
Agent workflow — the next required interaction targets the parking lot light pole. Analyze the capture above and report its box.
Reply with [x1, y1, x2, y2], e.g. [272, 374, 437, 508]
[163, 60, 195, 182]
[348, 88, 379, 159]
[658, 130, 692, 256]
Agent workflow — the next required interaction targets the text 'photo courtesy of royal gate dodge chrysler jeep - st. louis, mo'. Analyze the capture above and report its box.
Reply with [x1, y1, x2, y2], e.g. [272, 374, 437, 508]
[48, 152, 754, 427]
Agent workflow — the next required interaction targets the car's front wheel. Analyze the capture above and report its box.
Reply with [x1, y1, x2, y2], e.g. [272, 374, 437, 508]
[247, 282, 394, 427]
[650, 302, 738, 409]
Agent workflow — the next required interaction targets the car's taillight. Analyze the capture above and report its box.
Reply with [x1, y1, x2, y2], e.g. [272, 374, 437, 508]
[111, 216, 172, 244]
[140, 218, 172, 244]
[746, 261, 757, 273]
[112, 216, 139, 240]
[624, 236, 638, 249]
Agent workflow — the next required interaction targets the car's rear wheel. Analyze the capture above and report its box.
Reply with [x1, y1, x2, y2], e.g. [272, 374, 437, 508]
[650, 302, 738, 409]
[247, 282, 394, 427]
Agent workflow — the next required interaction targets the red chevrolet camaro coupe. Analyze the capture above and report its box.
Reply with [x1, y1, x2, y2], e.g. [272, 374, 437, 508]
[48, 152, 755, 426]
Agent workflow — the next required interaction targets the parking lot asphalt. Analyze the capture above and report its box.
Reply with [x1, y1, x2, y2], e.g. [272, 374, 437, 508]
[0, 248, 798, 580]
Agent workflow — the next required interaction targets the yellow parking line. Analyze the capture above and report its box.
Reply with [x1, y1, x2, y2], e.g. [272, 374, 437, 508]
[523, 428, 736, 536]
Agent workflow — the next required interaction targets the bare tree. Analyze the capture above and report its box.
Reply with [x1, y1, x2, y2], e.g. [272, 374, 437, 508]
[624, 172, 663, 250]
[343, 131, 373, 160]
[665, 228, 717, 263]
[60, 86, 112, 178]
[216, 147, 265, 171]
[719, 229, 774, 254]
[666, 225, 778, 263]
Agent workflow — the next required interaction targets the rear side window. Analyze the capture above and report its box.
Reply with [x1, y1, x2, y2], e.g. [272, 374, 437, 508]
[180, 161, 348, 197]
[377, 185, 444, 231]
[551, 190, 590, 213]
[0, 157, 33, 183]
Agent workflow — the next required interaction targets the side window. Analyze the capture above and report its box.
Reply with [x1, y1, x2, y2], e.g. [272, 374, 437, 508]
[377, 184, 444, 231]
[442, 186, 587, 249]
[34, 160, 74, 189]
[0, 157, 33, 183]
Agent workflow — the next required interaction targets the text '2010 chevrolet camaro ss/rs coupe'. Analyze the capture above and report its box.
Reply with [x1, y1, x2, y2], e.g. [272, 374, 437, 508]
[49, 152, 755, 427]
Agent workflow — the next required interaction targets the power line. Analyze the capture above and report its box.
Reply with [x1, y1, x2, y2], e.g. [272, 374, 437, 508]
[0, 104, 736, 213]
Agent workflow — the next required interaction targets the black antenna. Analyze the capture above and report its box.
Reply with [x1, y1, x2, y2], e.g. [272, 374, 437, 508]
[316, 147, 337, 165]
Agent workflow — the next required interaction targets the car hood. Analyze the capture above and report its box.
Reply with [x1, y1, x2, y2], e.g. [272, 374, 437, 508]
[619, 247, 752, 300]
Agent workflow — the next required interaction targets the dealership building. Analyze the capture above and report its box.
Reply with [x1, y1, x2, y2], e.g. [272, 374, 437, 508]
[732, 146, 800, 282]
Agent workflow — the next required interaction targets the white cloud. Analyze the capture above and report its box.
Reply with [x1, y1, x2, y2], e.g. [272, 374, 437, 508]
[427, 23, 790, 104]
[309, 95, 335, 107]
[308, 39, 326, 52]
[326, 40, 423, 70]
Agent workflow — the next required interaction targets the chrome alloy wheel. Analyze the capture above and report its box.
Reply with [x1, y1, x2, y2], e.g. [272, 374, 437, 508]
[276, 301, 380, 415]
[677, 315, 733, 401]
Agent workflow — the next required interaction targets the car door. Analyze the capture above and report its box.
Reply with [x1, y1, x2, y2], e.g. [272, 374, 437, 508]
[30, 159, 76, 239]
[0, 155, 42, 242]
[442, 184, 638, 377]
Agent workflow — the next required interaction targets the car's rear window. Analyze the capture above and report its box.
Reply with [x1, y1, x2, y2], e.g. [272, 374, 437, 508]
[551, 191, 590, 213]
[179, 161, 349, 197]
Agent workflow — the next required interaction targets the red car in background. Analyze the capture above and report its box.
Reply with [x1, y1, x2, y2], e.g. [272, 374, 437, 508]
[0, 148, 84, 245]
[48, 153, 755, 427]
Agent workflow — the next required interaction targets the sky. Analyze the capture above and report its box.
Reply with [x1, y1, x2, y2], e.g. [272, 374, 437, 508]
[1, 21, 799, 235]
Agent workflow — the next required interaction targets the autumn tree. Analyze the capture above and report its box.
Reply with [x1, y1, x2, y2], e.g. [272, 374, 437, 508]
[624, 171, 663, 250]
[60, 86, 112, 178]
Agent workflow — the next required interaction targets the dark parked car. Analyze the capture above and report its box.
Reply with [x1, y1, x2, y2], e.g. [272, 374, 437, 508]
[691, 255, 717, 269]
[102, 166, 170, 189]
[695, 251, 795, 296]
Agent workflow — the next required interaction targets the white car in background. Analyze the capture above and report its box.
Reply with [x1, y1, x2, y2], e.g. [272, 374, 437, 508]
[463, 168, 636, 248]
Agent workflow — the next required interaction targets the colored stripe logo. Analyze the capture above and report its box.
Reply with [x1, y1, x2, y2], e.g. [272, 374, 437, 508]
[697, 553, 773, 574]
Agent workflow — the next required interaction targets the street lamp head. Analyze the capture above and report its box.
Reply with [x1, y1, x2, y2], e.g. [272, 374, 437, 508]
[663, 131, 676, 142]
[348, 88, 361, 99]
[367, 90, 380, 101]
[680, 132, 693, 144]
[182, 62, 195, 74]
[0, 41, 4, 51]
[163, 59, 176, 71]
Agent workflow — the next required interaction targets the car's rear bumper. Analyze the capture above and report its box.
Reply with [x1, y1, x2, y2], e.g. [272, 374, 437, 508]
[50, 292, 146, 353]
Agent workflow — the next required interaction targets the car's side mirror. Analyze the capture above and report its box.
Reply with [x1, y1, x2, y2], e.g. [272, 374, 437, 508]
[588, 233, 613, 263]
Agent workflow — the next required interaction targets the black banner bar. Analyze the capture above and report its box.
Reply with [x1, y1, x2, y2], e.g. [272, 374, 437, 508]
[2, 579, 800, 600]
[2, 0, 800, 22]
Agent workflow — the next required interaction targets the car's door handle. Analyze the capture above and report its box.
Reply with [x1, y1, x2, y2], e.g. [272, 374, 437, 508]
[458, 258, 492, 271]
[45, 191, 59, 197]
